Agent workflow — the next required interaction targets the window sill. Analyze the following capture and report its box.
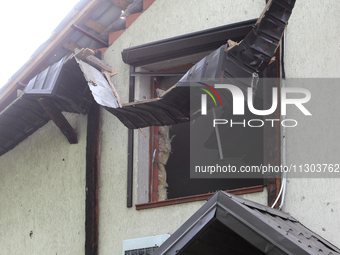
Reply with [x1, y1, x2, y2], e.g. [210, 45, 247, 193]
[135, 185, 264, 210]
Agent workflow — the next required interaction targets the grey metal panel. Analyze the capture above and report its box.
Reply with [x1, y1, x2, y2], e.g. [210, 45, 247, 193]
[25, 57, 64, 95]
[24, 57, 93, 114]
[93, 3, 122, 27]
[76, 58, 119, 108]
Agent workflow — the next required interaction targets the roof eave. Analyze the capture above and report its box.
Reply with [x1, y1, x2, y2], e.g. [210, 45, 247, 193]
[0, 0, 103, 108]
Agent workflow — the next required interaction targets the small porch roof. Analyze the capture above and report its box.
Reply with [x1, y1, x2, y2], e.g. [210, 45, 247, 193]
[152, 191, 340, 255]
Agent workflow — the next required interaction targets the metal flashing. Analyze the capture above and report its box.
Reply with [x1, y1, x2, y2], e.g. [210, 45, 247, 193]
[121, 19, 257, 67]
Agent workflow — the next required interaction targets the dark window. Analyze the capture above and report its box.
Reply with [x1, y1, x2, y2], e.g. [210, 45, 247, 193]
[124, 20, 280, 203]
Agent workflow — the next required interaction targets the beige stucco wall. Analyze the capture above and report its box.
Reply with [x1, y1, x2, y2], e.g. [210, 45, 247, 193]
[282, 0, 340, 246]
[0, 113, 87, 255]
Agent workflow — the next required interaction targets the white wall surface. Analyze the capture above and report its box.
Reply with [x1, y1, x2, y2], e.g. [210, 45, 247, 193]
[282, 0, 340, 246]
[0, 113, 87, 255]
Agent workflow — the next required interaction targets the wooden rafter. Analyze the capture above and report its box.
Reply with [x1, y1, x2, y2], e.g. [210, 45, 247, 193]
[63, 41, 82, 53]
[75, 48, 113, 72]
[108, 0, 130, 10]
[84, 18, 107, 33]
[38, 98, 78, 144]
[75, 48, 95, 59]
[72, 24, 108, 47]
[264, 51, 282, 209]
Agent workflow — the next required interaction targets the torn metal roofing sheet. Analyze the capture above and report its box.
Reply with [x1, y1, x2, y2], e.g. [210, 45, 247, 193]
[105, 85, 190, 128]
[76, 58, 119, 108]
[152, 191, 340, 255]
[103, 0, 296, 129]
[0, 0, 143, 110]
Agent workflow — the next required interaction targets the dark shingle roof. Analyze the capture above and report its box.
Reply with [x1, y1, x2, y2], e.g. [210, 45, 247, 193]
[152, 191, 340, 255]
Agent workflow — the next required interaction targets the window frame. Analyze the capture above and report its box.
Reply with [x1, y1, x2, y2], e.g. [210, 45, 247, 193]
[125, 19, 281, 209]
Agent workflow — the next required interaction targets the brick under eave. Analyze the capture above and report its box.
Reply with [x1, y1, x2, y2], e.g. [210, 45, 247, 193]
[108, 0, 157, 45]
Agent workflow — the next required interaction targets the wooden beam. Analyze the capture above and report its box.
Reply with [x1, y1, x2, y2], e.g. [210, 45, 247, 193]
[137, 186, 264, 210]
[72, 24, 108, 47]
[108, 0, 130, 10]
[63, 41, 82, 53]
[265, 50, 282, 209]
[85, 102, 100, 255]
[103, 71, 123, 107]
[84, 18, 107, 33]
[37, 98, 78, 144]
[75, 48, 95, 60]
[75, 48, 113, 72]
[0, 0, 104, 105]
[85, 55, 113, 72]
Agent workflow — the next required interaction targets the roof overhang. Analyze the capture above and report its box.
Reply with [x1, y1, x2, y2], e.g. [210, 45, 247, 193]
[0, 57, 95, 156]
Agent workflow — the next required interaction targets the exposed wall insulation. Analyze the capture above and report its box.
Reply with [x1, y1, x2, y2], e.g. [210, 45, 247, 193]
[158, 126, 171, 201]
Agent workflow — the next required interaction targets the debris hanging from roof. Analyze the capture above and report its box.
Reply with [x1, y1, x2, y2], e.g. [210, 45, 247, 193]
[96, 0, 296, 129]
[76, 58, 119, 108]
[0, 56, 94, 156]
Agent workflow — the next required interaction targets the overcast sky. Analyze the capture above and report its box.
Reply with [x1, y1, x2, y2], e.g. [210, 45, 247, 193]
[0, 0, 80, 88]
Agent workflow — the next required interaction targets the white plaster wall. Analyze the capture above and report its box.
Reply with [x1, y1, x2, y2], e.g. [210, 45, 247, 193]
[0, 113, 87, 255]
[285, 0, 340, 78]
[101, 1, 268, 254]
[282, 0, 340, 247]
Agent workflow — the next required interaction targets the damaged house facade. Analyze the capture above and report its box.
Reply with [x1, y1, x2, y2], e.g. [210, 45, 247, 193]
[0, 0, 340, 254]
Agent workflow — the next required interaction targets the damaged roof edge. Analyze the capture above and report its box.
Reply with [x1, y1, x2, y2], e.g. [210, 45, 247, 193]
[0, 56, 95, 157]
[0, 0, 101, 107]
[109, 0, 296, 129]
